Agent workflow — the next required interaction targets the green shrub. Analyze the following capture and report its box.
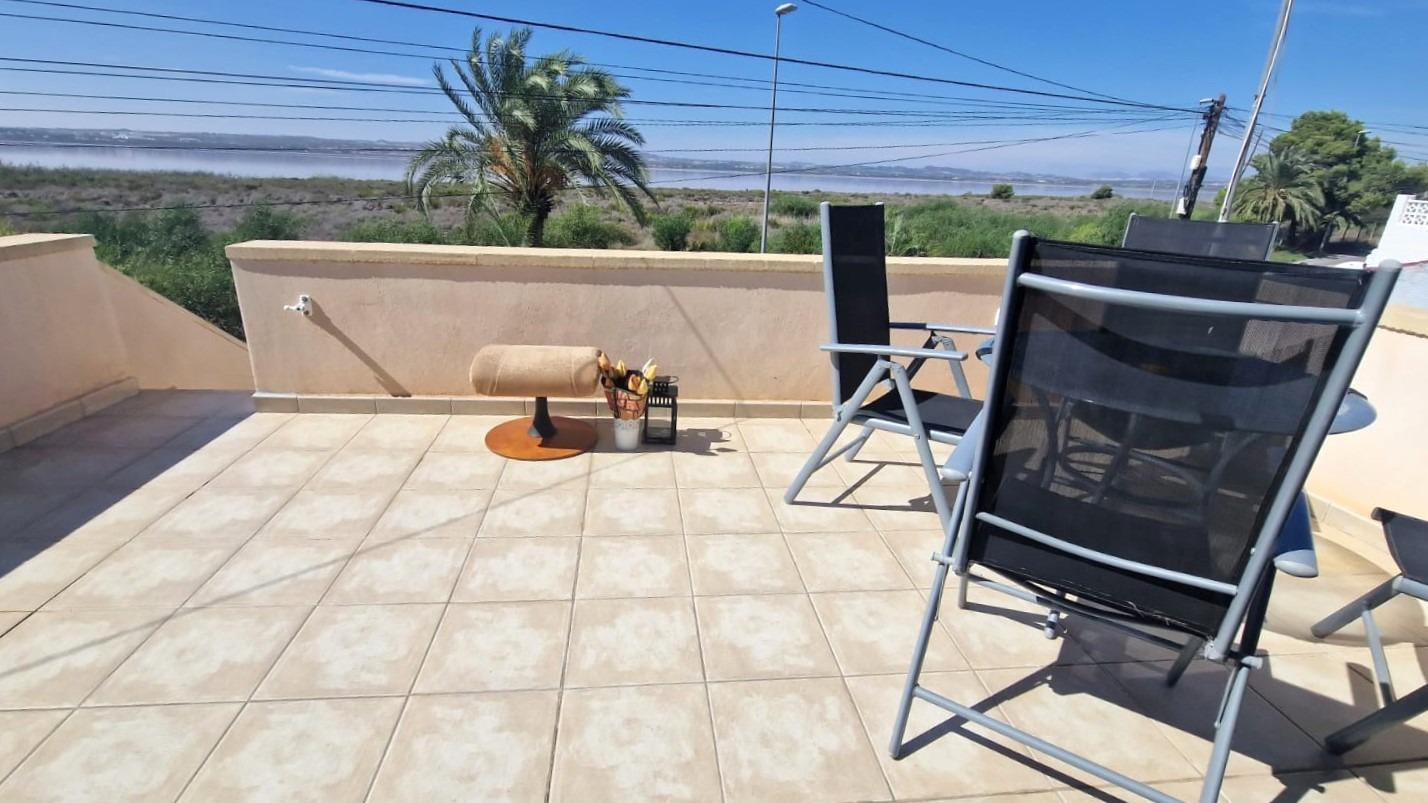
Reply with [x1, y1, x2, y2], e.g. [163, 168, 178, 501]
[0, 217, 16, 236]
[1090, 185, 1114, 200]
[650, 213, 693, 251]
[231, 205, 305, 241]
[769, 222, 821, 254]
[717, 215, 759, 253]
[769, 194, 819, 219]
[544, 205, 636, 249]
[145, 208, 211, 259]
[341, 218, 448, 244]
[989, 183, 1015, 200]
[463, 212, 528, 247]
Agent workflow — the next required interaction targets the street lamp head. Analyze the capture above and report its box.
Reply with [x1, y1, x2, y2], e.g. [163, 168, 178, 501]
[775, 3, 797, 15]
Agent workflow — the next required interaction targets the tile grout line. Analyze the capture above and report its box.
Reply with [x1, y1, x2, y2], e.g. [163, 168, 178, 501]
[0, 403, 287, 792]
[542, 455, 591, 803]
[359, 422, 499, 794]
[675, 468, 728, 803]
[165, 413, 386, 802]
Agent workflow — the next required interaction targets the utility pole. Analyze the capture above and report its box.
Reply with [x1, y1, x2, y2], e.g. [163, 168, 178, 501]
[1175, 94, 1225, 219]
[760, 3, 798, 254]
[1219, 0, 1295, 222]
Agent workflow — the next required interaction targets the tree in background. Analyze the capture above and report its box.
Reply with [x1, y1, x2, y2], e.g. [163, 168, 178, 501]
[1090, 185, 1114, 200]
[1233, 148, 1324, 239]
[990, 183, 1015, 200]
[406, 27, 653, 247]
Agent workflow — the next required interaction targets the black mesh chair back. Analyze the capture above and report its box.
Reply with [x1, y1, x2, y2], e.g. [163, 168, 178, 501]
[1122, 214, 1279, 260]
[821, 203, 890, 406]
[967, 239, 1372, 636]
[1376, 508, 1428, 583]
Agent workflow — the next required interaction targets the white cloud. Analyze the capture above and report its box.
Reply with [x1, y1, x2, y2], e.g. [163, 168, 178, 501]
[290, 66, 431, 86]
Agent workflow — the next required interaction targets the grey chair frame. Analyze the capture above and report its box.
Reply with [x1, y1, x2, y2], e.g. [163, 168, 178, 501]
[890, 231, 1401, 803]
[1312, 509, 1428, 753]
[785, 203, 992, 539]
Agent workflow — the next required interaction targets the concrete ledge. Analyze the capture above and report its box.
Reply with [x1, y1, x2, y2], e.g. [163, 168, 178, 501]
[1381, 305, 1428, 339]
[375, 396, 452, 415]
[0, 233, 97, 263]
[252, 392, 298, 413]
[1, 377, 138, 448]
[253, 393, 829, 420]
[226, 240, 1001, 278]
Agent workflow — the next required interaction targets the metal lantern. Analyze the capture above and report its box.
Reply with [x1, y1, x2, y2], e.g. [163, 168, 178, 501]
[642, 376, 678, 444]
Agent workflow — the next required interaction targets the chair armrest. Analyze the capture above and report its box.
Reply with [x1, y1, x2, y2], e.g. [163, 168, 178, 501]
[890, 321, 998, 335]
[938, 412, 984, 484]
[820, 343, 968, 362]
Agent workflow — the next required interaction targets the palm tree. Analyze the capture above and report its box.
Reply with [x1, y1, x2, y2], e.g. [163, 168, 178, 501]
[406, 27, 652, 247]
[1232, 148, 1324, 238]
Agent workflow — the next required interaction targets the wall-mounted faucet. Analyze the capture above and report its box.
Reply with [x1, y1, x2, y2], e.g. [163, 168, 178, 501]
[283, 294, 312, 317]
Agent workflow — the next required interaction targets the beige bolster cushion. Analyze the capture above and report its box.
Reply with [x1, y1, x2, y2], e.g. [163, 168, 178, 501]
[470, 345, 601, 398]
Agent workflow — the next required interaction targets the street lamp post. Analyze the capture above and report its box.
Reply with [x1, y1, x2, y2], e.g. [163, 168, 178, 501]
[760, 3, 797, 254]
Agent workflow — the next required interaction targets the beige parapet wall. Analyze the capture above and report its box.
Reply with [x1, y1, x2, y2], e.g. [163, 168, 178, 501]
[0, 234, 252, 433]
[1305, 305, 1428, 526]
[226, 241, 1007, 401]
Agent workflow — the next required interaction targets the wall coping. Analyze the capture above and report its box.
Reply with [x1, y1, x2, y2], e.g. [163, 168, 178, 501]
[225, 240, 1004, 277]
[1380, 304, 1428, 339]
[0, 233, 96, 263]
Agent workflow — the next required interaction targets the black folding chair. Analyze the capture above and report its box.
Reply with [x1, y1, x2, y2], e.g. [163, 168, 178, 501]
[891, 233, 1401, 803]
[1122, 213, 1279, 260]
[785, 203, 991, 538]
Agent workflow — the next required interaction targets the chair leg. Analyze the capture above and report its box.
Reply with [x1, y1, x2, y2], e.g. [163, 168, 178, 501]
[891, 559, 952, 758]
[844, 425, 874, 462]
[785, 365, 888, 505]
[1311, 577, 1403, 703]
[1199, 659, 1255, 803]
[1326, 681, 1428, 755]
[1165, 637, 1202, 687]
[888, 364, 956, 536]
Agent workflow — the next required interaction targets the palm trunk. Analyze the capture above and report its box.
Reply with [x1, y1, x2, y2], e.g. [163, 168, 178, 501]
[527, 212, 547, 248]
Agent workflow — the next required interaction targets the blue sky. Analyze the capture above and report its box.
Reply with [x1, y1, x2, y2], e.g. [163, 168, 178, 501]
[2, 0, 1426, 178]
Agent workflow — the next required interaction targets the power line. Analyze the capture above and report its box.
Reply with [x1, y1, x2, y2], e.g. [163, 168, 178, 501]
[348, 0, 1195, 113]
[800, 0, 1138, 105]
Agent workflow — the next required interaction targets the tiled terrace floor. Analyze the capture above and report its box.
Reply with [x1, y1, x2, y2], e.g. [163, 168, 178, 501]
[1, 391, 1427, 802]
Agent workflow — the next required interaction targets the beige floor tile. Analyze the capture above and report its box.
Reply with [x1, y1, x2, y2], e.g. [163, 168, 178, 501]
[453, 537, 579, 602]
[979, 664, 1202, 786]
[575, 536, 690, 598]
[853, 485, 947, 531]
[686, 533, 804, 596]
[23, 485, 191, 544]
[1251, 651, 1428, 765]
[170, 412, 290, 451]
[210, 448, 331, 488]
[672, 449, 760, 488]
[846, 671, 1060, 799]
[257, 603, 442, 699]
[679, 488, 779, 534]
[750, 451, 842, 489]
[403, 451, 506, 490]
[324, 538, 470, 604]
[180, 697, 403, 803]
[551, 684, 722, 803]
[584, 488, 682, 536]
[307, 449, 422, 491]
[1059, 779, 1228, 802]
[414, 601, 570, 693]
[1222, 770, 1387, 802]
[0, 488, 73, 534]
[497, 453, 590, 490]
[707, 676, 891, 803]
[46, 539, 237, 609]
[879, 529, 946, 588]
[565, 597, 703, 686]
[92, 606, 308, 705]
[590, 450, 677, 488]
[0, 608, 165, 707]
[696, 594, 838, 681]
[937, 584, 1095, 670]
[478, 488, 586, 537]
[0, 610, 26, 632]
[42, 412, 199, 449]
[0, 539, 115, 611]
[143, 487, 293, 541]
[367, 691, 559, 803]
[101, 446, 246, 492]
[785, 531, 912, 591]
[833, 457, 934, 489]
[1353, 761, 1428, 800]
[259, 489, 394, 540]
[767, 485, 875, 533]
[364, 490, 489, 542]
[0, 703, 238, 803]
[0, 710, 67, 779]
[2, 446, 148, 490]
[738, 420, 819, 452]
[428, 416, 506, 452]
[188, 537, 355, 607]
[262, 413, 371, 451]
[1267, 572, 1428, 652]
[811, 590, 968, 674]
[1102, 659, 1330, 778]
[675, 418, 746, 452]
[347, 415, 446, 451]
